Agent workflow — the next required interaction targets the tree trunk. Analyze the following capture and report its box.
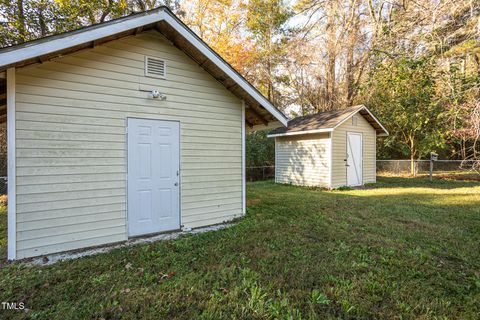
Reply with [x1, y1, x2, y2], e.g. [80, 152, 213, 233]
[345, 40, 354, 106]
[410, 136, 416, 176]
[473, 53, 480, 77]
[325, 1, 337, 110]
[100, 0, 114, 23]
[345, 1, 360, 106]
[16, 0, 27, 42]
[136, 0, 147, 11]
[410, 154, 416, 177]
[38, 8, 47, 37]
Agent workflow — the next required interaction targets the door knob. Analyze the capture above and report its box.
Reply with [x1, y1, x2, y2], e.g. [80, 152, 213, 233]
[174, 182, 178, 186]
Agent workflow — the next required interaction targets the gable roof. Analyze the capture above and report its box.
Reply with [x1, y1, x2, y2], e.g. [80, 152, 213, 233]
[0, 6, 287, 127]
[268, 105, 388, 137]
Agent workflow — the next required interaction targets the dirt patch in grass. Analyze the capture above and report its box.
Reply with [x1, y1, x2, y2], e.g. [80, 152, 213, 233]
[435, 172, 480, 182]
[379, 171, 480, 182]
[247, 198, 261, 206]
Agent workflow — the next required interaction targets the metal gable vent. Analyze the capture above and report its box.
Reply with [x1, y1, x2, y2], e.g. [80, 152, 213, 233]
[145, 56, 166, 79]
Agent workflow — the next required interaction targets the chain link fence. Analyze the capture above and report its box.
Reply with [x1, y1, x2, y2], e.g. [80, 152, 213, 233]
[247, 160, 480, 181]
[0, 160, 475, 194]
[246, 166, 275, 181]
[377, 160, 479, 176]
[0, 176, 6, 195]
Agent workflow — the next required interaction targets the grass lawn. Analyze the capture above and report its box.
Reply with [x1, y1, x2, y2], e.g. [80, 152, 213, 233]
[0, 176, 479, 319]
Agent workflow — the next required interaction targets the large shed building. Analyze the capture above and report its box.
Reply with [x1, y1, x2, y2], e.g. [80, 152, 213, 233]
[268, 106, 388, 188]
[0, 7, 287, 260]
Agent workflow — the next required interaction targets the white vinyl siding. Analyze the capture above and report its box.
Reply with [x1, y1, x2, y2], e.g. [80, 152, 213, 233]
[331, 115, 376, 188]
[14, 31, 242, 259]
[275, 133, 330, 187]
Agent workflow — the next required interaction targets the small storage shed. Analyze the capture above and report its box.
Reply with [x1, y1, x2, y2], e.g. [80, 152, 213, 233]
[0, 7, 288, 260]
[268, 105, 388, 188]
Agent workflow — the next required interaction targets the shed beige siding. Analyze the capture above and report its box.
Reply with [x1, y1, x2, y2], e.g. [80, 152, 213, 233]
[14, 31, 242, 259]
[331, 115, 376, 188]
[275, 133, 330, 187]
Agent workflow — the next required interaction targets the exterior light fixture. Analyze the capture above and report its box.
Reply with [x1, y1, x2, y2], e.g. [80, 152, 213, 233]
[151, 90, 167, 100]
[139, 87, 167, 100]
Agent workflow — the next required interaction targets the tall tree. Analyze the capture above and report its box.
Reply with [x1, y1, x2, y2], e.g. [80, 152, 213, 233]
[245, 0, 292, 106]
[324, 0, 338, 109]
[363, 58, 445, 173]
[179, 0, 255, 76]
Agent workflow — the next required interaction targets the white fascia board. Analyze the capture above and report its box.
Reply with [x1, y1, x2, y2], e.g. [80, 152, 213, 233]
[163, 14, 288, 126]
[7, 68, 16, 260]
[0, 11, 166, 67]
[267, 128, 333, 138]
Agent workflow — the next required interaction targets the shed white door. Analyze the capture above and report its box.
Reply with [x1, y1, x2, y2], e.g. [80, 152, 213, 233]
[346, 132, 363, 186]
[127, 118, 180, 237]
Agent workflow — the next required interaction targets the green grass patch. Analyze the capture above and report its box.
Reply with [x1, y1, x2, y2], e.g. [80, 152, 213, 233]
[0, 176, 479, 319]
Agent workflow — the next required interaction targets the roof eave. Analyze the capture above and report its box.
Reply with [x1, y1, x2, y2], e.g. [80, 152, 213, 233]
[268, 105, 389, 138]
[267, 128, 333, 138]
[360, 106, 389, 136]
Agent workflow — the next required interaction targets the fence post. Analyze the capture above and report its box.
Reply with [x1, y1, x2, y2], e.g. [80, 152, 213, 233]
[429, 159, 433, 181]
[429, 153, 437, 182]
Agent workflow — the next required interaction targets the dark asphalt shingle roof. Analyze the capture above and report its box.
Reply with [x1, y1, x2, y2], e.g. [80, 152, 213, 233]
[270, 105, 366, 136]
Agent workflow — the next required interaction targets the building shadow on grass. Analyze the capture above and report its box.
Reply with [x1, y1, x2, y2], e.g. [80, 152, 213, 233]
[0, 206, 6, 264]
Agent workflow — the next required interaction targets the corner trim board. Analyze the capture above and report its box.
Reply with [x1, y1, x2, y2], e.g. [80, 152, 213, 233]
[329, 132, 333, 189]
[241, 101, 246, 215]
[274, 138, 277, 183]
[374, 133, 377, 183]
[7, 67, 16, 260]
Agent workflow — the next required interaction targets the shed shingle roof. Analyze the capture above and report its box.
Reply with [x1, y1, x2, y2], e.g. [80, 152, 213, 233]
[268, 105, 388, 137]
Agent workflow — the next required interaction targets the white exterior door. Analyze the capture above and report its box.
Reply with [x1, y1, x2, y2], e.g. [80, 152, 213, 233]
[346, 132, 363, 186]
[127, 118, 180, 237]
